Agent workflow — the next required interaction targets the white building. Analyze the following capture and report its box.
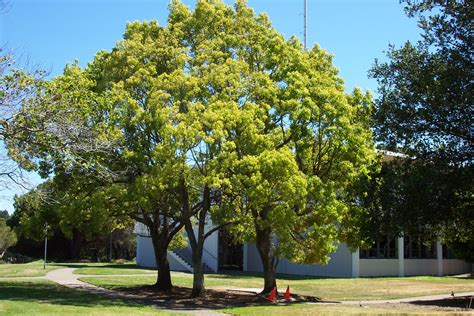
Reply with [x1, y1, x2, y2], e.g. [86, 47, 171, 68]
[135, 151, 471, 277]
[136, 222, 471, 277]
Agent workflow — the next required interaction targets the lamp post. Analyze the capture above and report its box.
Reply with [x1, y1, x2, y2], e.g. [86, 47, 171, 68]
[43, 223, 48, 269]
[109, 231, 113, 262]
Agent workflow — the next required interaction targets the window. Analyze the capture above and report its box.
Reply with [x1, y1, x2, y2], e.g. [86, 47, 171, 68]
[360, 235, 398, 259]
[442, 244, 455, 259]
[404, 236, 436, 259]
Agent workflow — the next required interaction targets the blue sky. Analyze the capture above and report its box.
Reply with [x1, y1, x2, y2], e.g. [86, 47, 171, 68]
[0, 0, 421, 213]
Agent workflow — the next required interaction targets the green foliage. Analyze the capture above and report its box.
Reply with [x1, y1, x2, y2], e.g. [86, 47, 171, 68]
[371, 0, 472, 163]
[369, 0, 473, 256]
[13, 178, 126, 242]
[0, 217, 17, 258]
[7, 1, 375, 288]
[0, 210, 9, 220]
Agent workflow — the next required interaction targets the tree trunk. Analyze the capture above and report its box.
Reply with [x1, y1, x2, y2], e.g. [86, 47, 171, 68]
[151, 235, 173, 292]
[183, 182, 210, 298]
[255, 226, 277, 294]
[191, 243, 205, 297]
[69, 228, 83, 260]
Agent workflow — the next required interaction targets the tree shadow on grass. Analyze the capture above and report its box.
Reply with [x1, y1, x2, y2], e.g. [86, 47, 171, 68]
[410, 296, 474, 310]
[0, 280, 146, 308]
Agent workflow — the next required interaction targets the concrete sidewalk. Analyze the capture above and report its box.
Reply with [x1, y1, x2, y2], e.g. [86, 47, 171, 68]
[44, 268, 228, 315]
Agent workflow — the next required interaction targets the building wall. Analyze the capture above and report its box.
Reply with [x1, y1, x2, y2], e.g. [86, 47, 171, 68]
[443, 259, 472, 275]
[405, 259, 438, 276]
[245, 243, 353, 277]
[360, 259, 399, 277]
[136, 235, 155, 268]
[136, 235, 190, 271]
[136, 223, 472, 278]
[359, 258, 471, 277]
[135, 222, 219, 272]
[201, 222, 219, 272]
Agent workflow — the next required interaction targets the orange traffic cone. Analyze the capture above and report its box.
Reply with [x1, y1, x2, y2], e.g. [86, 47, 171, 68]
[284, 285, 291, 301]
[266, 287, 277, 303]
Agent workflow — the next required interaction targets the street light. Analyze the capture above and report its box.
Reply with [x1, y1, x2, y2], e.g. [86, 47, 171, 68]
[43, 223, 48, 269]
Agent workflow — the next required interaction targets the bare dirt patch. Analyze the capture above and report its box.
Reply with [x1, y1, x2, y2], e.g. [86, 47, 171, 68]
[114, 285, 321, 309]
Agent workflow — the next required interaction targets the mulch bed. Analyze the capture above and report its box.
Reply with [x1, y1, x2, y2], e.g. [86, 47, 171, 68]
[114, 285, 321, 309]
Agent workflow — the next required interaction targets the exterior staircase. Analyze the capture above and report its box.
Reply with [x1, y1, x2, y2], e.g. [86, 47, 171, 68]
[170, 247, 215, 273]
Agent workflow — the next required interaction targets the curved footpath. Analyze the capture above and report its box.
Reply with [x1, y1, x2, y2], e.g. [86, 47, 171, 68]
[4, 268, 474, 313]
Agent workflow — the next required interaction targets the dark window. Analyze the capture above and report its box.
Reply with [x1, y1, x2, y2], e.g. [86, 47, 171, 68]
[218, 229, 243, 270]
[442, 244, 456, 259]
[360, 235, 398, 259]
[404, 236, 436, 259]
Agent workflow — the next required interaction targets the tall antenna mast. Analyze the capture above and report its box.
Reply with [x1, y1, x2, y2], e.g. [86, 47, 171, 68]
[304, 0, 307, 50]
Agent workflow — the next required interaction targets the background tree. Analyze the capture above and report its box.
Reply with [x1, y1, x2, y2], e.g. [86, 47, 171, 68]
[369, 0, 473, 260]
[0, 217, 16, 259]
[0, 51, 46, 190]
[12, 175, 129, 259]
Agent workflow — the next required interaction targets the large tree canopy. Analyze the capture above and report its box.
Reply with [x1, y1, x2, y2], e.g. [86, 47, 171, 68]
[369, 0, 473, 261]
[8, 0, 376, 294]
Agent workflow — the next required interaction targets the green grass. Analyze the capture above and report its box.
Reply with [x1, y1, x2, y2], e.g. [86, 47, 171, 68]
[224, 303, 474, 315]
[0, 261, 62, 277]
[0, 279, 177, 316]
[80, 273, 474, 301]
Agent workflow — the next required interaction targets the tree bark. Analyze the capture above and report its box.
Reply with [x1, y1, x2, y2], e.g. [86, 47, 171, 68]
[255, 225, 277, 294]
[69, 228, 83, 260]
[183, 181, 210, 297]
[191, 242, 205, 297]
[151, 233, 173, 292]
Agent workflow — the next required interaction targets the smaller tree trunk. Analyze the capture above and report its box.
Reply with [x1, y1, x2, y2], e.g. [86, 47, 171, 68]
[191, 242, 205, 297]
[255, 226, 277, 294]
[69, 228, 83, 260]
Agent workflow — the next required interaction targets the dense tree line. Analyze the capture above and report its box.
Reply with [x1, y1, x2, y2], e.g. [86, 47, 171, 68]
[368, 0, 473, 261]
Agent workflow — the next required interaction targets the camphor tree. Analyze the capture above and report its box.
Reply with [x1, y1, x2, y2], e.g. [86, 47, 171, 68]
[369, 0, 473, 261]
[157, 0, 375, 294]
[7, 0, 375, 295]
[192, 1, 377, 293]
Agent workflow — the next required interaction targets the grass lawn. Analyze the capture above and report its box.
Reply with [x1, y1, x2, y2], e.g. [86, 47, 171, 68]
[0, 279, 178, 316]
[0, 261, 63, 277]
[224, 303, 474, 315]
[80, 273, 474, 301]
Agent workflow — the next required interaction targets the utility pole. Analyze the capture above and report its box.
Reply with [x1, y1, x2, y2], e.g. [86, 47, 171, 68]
[304, 0, 307, 50]
[43, 223, 48, 269]
[109, 231, 113, 262]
